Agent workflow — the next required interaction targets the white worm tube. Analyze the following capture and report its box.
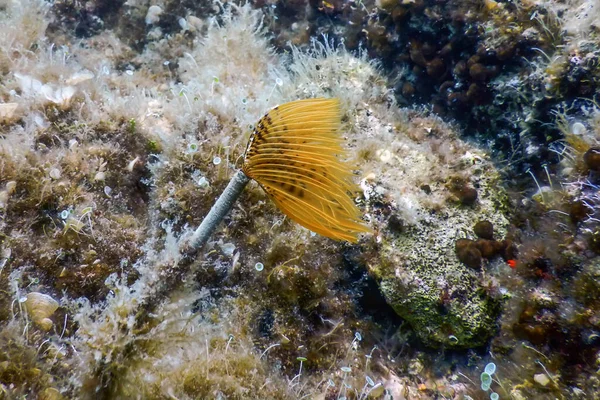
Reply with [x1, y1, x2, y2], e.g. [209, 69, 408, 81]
[185, 169, 250, 252]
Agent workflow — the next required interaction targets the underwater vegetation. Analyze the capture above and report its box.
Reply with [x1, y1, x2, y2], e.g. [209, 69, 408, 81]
[1, 0, 600, 399]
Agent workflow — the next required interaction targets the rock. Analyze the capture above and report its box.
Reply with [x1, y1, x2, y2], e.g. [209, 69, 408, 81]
[534, 373, 551, 387]
[362, 111, 508, 348]
[145, 5, 163, 25]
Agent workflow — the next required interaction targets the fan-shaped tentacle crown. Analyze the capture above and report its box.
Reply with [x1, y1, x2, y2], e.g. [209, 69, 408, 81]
[242, 98, 371, 242]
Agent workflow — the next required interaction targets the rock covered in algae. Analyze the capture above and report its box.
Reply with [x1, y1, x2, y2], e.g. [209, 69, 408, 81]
[350, 107, 510, 348]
